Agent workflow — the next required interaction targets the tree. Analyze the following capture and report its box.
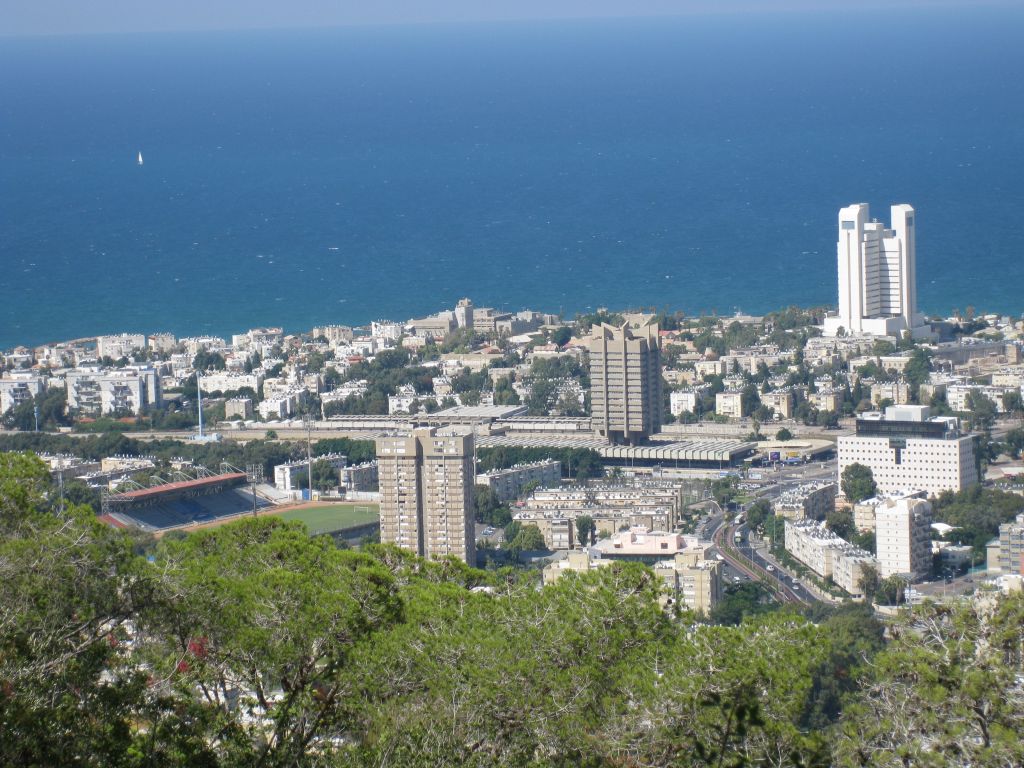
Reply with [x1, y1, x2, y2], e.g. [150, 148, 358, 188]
[551, 326, 572, 347]
[836, 594, 1024, 766]
[575, 515, 596, 547]
[192, 349, 226, 371]
[709, 582, 776, 626]
[474, 485, 512, 527]
[825, 508, 856, 540]
[507, 523, 546, 552]
[294, 458, 340, 492]
[857, 563, 881, 603]
[874, 575, 906, 606]
[775, 427, 793, 441]
[0, 453, 199, 766]
[1002, 389, 1024, 417]
[965, 389, 998, 435]
[145, 519, 404, 763]
[841, 463, 877, 503]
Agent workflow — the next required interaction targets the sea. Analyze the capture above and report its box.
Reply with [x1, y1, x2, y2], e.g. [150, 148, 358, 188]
[2, 8, 1024, 350]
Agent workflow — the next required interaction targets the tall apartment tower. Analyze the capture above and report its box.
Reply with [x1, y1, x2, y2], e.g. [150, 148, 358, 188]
[587, 318, 662, 445]
[375, 426, 476, 565]
[875, 496, 933, 581]
[824, 203, 925, 338]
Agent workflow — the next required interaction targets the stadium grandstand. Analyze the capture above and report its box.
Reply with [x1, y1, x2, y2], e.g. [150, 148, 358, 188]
[99, 464, 273, 532]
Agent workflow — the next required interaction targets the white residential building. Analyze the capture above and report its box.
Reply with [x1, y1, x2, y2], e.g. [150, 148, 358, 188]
[875, 496, 933, 580]
[181, 336, 227, 357]
[96, 334, 147, 360]
[808, 389, 842, 413]
[760, 389, 794, 419]
[654, 550, 723, 615]
[852, 490, 928, 533]
[231, 327, 283, 352]
[224, 397, 254, 420]
[199, 371, 264, 395]
[670, 388, 705, 416]
[870, 380, 911, 406]
[823, 203, 928, 339]
[946, 383, 1018, 413]
[341, 461, 378, 492]
[715, 391, 745, 418]
[0, 373, 46, 414]
[274, 453, 347, 492]
[65, 368, 161, 416]
[773, 482, 837, 521]
[147, 333, 177, 354]
[838, 405, 977, 497]
[784, 519, 878, 598]
[313, 325, 354, 344]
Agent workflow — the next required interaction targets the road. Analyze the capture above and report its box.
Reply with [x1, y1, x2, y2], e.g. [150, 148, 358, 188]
[704, 501, 818, 606]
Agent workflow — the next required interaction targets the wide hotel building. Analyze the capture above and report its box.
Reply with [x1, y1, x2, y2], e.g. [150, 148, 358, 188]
[838, 405, 977, 497]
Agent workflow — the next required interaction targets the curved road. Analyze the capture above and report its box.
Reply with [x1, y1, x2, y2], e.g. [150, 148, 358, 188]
[705, 501, 814, 606]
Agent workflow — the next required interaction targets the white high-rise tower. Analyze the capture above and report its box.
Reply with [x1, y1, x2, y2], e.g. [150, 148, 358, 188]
[824, 203, 927, 338]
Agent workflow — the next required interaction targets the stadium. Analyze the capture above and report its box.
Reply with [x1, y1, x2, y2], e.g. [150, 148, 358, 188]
[99, 466, 273, 532]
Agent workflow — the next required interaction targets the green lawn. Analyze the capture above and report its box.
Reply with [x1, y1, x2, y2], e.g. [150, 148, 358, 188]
[275, 504, 379, 535]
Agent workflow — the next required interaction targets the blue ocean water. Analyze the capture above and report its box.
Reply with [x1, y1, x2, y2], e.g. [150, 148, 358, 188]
[2, 9, 1023, 349]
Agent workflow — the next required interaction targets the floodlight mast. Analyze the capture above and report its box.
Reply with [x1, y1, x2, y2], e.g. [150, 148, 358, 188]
[196, 372, 204, 438]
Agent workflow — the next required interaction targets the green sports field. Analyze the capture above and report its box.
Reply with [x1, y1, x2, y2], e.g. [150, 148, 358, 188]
[275, 504, 379, 535]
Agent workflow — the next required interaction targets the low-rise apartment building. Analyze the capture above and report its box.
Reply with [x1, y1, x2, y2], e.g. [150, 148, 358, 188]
[341, 461, 379, 492]
[760, 389, 794, 419]
[772, 482, 837, 521]
[715, 391, 745, 418]
[476, 459, 562, 502]
[807, 389, 842, 413]
[784, 519, 878, 598]
[96, 333, 147, 360]
[65, 367, 161, 416]
[0, 373, 46, 414]
[990, 514, 1024, 576]
[852, 490, 928, 533]
[654, 550, 722, 615]
[871, 380, 911, 406]
[274, 453, 347, 492]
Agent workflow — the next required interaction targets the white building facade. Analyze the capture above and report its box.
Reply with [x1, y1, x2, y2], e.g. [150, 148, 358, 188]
[838, 406, 977, 497]
[823, 203, 928, 338]
[875, 496, 933, 580]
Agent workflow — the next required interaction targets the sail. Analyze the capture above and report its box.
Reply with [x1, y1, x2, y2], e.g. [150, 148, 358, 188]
[137, 151, 143, 166]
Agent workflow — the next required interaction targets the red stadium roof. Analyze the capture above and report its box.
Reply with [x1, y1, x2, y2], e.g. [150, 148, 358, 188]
[114, 472, 247, 502]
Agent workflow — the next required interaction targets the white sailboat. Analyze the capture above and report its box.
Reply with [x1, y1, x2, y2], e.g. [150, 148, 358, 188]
[137, 151, 144, 166]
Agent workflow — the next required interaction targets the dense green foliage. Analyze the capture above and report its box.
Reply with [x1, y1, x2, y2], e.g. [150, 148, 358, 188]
[1, 453, 1023, 767]
[474, 485, 513, 528]
[840, 463, 877, 503]
[1, 387, 71, 431]
[932, 485, 1024, 557]
[0, 432, 327, 489]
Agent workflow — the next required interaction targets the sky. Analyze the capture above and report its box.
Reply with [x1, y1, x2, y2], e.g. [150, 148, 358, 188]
[2, 0, 1014, 37]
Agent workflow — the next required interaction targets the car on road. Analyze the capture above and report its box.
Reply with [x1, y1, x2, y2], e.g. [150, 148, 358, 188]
[482, 527, 495, 536]
[766, 565, 775, 572]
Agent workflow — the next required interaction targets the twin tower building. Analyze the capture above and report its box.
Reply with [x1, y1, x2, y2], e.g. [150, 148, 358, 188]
[823, 202, 929, 339]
